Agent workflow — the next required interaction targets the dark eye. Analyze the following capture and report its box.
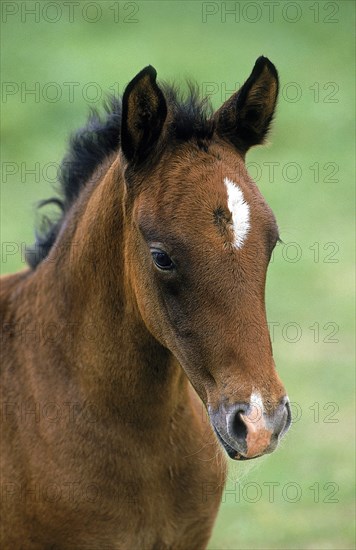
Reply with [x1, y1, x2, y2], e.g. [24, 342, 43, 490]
[151, 249, 174, 271]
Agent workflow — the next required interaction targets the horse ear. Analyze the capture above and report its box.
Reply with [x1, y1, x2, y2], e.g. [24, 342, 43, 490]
[121, 65, 167, 164]
[214, 56, 279, 154]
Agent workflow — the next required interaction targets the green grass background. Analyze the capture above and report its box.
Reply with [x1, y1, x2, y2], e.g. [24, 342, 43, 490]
[1, 1, 355, 548]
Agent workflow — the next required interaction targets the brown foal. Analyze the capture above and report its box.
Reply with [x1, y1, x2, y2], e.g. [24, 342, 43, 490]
[0, 57, 291, 549]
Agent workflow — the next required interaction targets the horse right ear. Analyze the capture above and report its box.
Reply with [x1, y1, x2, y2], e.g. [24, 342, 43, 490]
[214, 56, 279, 155]
[121, 66, 167, 165]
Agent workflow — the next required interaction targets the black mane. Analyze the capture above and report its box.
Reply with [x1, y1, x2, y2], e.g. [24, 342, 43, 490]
[27, 82, 214, 269]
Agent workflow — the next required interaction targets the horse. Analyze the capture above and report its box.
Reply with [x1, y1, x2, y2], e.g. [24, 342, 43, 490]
[0, 56, 291, 549]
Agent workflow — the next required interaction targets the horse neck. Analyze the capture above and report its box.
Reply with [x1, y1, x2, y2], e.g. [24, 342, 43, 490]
[30, 156, 187, 423]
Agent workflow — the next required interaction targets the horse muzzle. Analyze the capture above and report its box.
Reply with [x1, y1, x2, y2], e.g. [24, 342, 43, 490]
[209, 396, 291, 460]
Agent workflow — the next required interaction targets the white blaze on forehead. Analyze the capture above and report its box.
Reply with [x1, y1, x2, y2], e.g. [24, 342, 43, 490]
[224, 177, 250, 248]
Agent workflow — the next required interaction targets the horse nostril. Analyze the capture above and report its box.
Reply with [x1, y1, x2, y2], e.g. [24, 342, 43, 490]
[281, 399, 292, 436]
[218, 397, 291, 458]
[230, 409, 248, 442]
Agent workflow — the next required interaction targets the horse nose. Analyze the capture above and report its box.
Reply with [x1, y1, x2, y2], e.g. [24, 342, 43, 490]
[225, 396, 291, 459]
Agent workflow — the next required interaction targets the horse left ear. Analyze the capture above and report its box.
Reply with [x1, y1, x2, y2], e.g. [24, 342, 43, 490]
[121, 65, 167, 164]
[214, 56, 279, 154]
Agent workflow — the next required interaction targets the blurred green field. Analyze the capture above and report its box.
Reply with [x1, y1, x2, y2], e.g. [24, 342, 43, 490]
[1, 1, 355, 549]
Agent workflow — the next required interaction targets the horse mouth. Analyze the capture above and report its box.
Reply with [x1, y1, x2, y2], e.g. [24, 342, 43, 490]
[213, 427, 260, 461]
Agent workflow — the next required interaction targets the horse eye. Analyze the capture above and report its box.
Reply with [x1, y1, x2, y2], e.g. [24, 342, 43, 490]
[151, 250, 174, 270]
